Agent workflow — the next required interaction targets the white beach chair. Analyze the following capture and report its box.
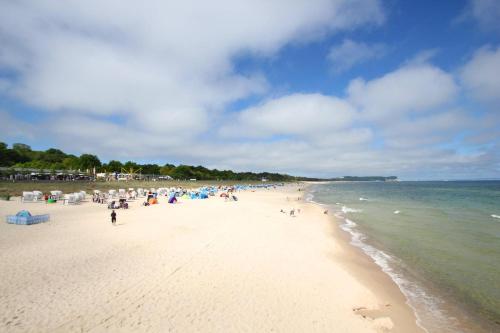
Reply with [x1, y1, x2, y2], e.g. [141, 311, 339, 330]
[79, 191, 87, 200]
[50, 190, 62, 200]
[74, 192, 84, 203]
[118, 189, 126, 198]
[22, 192, 35, 203]
[137, 188, 145, 197]
[63, 194, 76, 205]
[108, 190, 117, 198]
[32, 191, 43, 201]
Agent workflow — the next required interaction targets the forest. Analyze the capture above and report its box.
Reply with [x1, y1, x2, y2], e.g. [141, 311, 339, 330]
[0, 142, 298, 181]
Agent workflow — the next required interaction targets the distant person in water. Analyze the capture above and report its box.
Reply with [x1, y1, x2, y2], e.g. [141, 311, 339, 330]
[323, 210, 328, 215]
[111, 210, 117, 225]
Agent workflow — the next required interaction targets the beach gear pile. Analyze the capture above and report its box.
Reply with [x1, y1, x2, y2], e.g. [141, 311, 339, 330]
[6, 210, 50, 225]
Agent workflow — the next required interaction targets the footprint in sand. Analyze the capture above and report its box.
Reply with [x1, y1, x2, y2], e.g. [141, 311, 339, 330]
[353, 305, 395, 332]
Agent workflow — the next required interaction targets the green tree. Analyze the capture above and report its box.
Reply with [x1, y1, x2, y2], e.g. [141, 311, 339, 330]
[141, 164, 160, 175]
[12, 143, 32, 153]
[106, 160, 123, 172]
[0, 143, 25, 166]
[42, 148, 67, 164]
[79, 154, 101, 171]
[160, 163, 175, 176]
[62, 156, 80, 170]
[170, 165, 196, 180]
[11, 143, 31, 163]
[123, 161, 139, 171]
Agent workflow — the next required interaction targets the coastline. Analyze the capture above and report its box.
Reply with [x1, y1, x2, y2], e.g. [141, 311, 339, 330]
[301, 184, 425, 332]
[0, 184, 423, 332]
[305, 181, 499, 333]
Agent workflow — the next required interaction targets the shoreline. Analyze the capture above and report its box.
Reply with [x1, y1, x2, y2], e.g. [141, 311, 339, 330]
[300, 185, 425, 332]
[305, 182, 496, 333]
[0, 184, 423, 332]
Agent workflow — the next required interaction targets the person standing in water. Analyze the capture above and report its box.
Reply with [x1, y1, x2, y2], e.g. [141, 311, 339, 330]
[111, 210, 117, 225]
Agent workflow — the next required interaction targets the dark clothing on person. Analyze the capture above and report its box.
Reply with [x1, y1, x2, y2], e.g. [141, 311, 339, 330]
[111, 211, 117, 225]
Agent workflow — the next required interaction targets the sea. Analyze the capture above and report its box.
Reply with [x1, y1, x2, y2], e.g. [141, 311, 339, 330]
[306, 181, 500, 333]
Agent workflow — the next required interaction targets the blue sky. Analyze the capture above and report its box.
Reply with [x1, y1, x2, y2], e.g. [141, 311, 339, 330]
[0, 0, 499, 179]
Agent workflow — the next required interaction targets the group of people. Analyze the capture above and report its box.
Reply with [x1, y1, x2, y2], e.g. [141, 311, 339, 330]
[92, 193, 106, 204]
[108, 199, 128, 209]
[220, 192, 238, 201]
[42, 193, 58, 203]
[280, 208, 301, 217]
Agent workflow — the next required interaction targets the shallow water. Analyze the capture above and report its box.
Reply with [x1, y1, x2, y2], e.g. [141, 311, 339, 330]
[309, 181, 500, 332]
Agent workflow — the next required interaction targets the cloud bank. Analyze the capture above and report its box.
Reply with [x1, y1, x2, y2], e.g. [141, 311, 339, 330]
[0, 0, 499, 179]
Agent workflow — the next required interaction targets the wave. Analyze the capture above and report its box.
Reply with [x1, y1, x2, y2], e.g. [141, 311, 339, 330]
[359, 197, 369, 201]
[341, 206, 362, 214]
[305, 193, 315, 202]
[338, 215, 468, 333]
[492, 214, 500, 219]
[394, 210, 401, 214]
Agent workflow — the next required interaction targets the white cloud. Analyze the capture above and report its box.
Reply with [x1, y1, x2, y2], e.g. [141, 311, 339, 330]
[219, 93, 356, 139]
[379, 110, 473, 148]
[0, 2, 498, 179]
[465, 0, 500, 30]
[327, 39, 386, 72]
[347, 63, 459, 120]
[461, 45, 500, 108]
[212, 55, 495, 178]
[0, 0, 384, 139]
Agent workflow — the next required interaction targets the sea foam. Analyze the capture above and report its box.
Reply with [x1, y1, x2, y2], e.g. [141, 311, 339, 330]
[338, 216, 450, 333]
[341, 206, 362, 214]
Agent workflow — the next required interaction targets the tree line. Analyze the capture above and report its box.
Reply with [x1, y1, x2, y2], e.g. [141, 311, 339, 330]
[0, 142, 298, 181]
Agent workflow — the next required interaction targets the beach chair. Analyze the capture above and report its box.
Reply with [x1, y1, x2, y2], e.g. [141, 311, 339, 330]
[63, 194, 76, 205]
[50, 191, 62, 200]
[22, 192, 35, 203]
[33, 191, 43, 201]
[73, 192, 83, 203]
[108, 190, 117, 198]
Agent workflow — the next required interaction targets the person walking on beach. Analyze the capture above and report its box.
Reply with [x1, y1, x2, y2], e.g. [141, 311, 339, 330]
[111, 210, 117, 225]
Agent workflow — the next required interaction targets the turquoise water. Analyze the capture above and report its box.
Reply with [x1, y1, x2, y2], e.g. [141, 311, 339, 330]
[309, 181, 500, 333]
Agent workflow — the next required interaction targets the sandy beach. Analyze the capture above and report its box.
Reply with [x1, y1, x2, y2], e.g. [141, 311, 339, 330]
[0, 185, 423, 332]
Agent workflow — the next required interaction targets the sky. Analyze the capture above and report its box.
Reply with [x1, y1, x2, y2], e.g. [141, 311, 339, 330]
[0, 0, 499, 179]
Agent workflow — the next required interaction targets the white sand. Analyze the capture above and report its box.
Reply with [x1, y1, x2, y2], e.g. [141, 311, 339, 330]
[0, 185, 423, 332]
